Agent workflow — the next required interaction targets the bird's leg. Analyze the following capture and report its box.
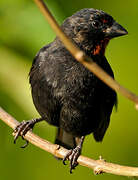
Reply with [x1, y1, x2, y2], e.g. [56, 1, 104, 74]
[13, 118, 43, 148]
[63, 136, 85, 173]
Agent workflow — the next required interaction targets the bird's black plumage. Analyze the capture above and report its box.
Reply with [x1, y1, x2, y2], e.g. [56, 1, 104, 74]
[29, 41, 116, 138]
[14, 8, 128, 173]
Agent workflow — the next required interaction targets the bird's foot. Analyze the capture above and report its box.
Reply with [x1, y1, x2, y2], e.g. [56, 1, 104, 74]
[13, 118, 42, 148]
[63, 146, 81, 173]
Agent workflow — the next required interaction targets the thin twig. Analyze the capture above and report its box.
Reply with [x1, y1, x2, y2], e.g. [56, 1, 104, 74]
[0, 106, 138, 177]
[34, 0, 138, 108]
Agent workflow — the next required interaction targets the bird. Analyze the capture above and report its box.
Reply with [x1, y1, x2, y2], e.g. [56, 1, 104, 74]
[13, 8, 128, 173]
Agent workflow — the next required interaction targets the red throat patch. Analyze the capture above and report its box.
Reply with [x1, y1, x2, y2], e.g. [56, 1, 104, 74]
[92, 38, 109, 56]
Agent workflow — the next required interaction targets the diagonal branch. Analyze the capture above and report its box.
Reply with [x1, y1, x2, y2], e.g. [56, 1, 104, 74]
[34, 0, 138, 108]
[0, 106, 138, 177]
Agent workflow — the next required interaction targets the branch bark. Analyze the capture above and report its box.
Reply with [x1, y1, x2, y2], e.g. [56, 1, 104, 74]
[0, 106, 138, 177]
[34, 0, 138, 108]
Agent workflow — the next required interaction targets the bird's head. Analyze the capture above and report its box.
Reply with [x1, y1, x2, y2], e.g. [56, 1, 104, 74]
[61, 8, 128, 56]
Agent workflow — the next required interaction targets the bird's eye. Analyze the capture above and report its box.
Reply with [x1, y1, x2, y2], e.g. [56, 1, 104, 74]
[92, 21, 100, 28]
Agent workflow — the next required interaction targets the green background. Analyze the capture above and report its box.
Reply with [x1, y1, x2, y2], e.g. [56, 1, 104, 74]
[0, 0, 138, 179]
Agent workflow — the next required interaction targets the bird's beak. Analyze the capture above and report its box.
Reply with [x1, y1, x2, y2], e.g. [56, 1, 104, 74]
[104, 21, 128, 38]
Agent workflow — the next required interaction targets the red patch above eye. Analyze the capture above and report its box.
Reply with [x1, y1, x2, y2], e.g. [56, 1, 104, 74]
[102, 19, 108, 24]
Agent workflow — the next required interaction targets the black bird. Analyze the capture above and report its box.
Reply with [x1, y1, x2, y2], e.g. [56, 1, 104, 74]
[14, 8, 128, 173]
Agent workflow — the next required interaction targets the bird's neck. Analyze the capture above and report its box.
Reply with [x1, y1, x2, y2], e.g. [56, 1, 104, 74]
[55, 37, 109, 57]
[92, 38, 110, 56]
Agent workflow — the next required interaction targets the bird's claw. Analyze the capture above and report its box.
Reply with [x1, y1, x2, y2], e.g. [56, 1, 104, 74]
[63, 146, 81, 173]
[63, 150, 72, 165]
[13, 120, 35, 148]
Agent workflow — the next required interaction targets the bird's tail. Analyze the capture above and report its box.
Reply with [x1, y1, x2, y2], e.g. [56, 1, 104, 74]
[54, 128, 82, 159]
[55, 128, 77, 150]
[55, 128, 77, 159]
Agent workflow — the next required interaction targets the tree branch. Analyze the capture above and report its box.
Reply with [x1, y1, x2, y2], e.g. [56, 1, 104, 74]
[34, 0, 138, 108]
[0, 106, 138, 177]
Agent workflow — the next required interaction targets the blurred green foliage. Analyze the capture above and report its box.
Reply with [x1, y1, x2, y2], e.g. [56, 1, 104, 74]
[0, 0, 138, 180]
